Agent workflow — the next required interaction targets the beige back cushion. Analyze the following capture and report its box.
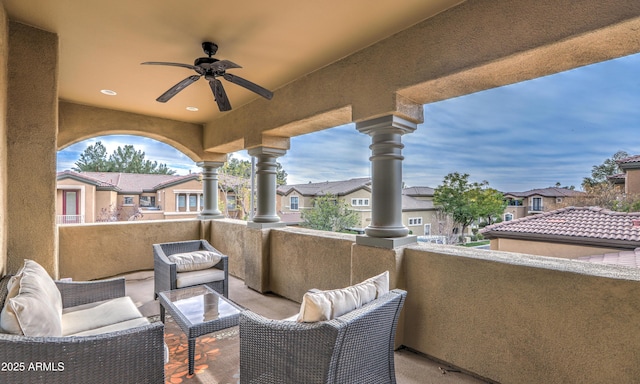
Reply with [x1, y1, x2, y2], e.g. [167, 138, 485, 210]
[0, 259, 63, 336]
[296, 271, 390, 323]
[168, 250, 223, 272]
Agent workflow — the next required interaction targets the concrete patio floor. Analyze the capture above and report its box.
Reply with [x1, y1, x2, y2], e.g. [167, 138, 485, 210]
[122, 271, 491, 384]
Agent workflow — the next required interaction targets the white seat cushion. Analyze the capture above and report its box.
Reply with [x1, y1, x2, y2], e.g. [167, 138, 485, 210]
[168, 250, 223, 272]
[176, 268, 225, 288]
[67, 317, 150, 336]
[62, 296, 144, 336]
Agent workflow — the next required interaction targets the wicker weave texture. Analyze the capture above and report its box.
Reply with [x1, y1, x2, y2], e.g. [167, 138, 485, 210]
[0, 277, 165, 384]
[153, 239, 229, 298]
[239, 289, 407, 384]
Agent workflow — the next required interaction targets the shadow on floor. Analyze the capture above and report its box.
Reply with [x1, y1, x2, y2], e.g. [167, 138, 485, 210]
[121, 271, 491, 384]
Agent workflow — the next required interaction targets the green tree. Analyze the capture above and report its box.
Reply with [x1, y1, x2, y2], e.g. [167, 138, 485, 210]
[72, 141, 110, 172]
[73, 142, 176, 174]
[566, 182, 640, 212]
[582, 150, 629, 189]
[275, 162, 288, 186]
[217, 156, 287, 219]
[474, 186, 507, 225]
[220, 157, 252, 179]
[552, 182, 575, 190]
[433, 172, 506, 241]
[301, 194, 359, 233]
[220, 156, 287, 185]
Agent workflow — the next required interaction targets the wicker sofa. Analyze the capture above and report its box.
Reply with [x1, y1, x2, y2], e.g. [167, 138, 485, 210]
[153, 239, 229, 298]
[0, 270, 165, 384]
[239, 288, 407, 384]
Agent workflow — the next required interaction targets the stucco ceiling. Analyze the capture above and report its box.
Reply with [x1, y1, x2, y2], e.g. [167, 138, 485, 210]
[2, 0, 462, 125]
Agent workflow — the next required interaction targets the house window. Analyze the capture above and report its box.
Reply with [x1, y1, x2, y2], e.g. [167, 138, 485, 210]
[504, 213, 514, 221]
[424, 223, 431, 236]
[189, 195, 198, 211]
[227, 195, 237, 210]
[177, 194, 186, 212]
[351, 198, 370, 206]
[531, 197, 543, 211]
[139, 196, 156, 208]
[507, 199, 523, 206]
[290, 196, 299, 210]
[123, 196, 134, 206]
[408, 217, 423, 226]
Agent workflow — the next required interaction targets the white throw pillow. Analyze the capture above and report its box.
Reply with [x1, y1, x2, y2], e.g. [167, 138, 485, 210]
[296, 271, 391, 323]
[167, 250, 223, 272]
[0, 259, 63, 336]
[362, 270, 390, 297]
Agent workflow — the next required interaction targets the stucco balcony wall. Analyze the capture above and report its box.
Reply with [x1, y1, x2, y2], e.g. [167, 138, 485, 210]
[268, 227, 356, 302]
[58, 219, 202, 280]
[402, 243, 640, 384]
[56, 221, 640, 383]
[208, 218, 247, 280]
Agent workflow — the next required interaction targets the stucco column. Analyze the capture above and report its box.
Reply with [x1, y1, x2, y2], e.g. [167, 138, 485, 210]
[356, 115, 417, 248]
[197, 161, 224, 219]
[6, 23, 59, 276]
[248, 147, 286, 227]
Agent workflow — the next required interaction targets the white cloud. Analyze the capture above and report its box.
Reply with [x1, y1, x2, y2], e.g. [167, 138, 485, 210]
[57, 52, 640, 191]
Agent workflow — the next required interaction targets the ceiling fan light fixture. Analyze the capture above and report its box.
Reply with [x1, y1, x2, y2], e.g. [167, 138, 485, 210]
[100, 89, 117, 96]
[186, 106, 199, 111]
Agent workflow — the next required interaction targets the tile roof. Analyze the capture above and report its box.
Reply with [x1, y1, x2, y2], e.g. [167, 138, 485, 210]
[402, 195, 436, 211]
[617, 155, 640, 170]
[402, 186, 435, 197]
[503, 187, 585, 198]
[481, 206, 640, 248]
[277, 211, 303, 225]
[607, 173, 626, 183]
[616, 155, 640, 164]
[577, 248, 640, 268]
[57, 171, 203, 193]
[81, 172, 186, 193]
[57, 170, 119, 189]
[277, 177, 371, 196]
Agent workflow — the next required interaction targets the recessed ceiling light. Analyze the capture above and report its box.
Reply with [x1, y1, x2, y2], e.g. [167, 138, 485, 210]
[186, 106, 199, 112]
[100, 89, 117, 96]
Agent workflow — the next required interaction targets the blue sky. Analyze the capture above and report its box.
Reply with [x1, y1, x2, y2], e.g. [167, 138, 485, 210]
[57, 52, 640, 192]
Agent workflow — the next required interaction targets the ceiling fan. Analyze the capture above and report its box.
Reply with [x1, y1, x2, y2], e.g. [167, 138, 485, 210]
[142, 42, 273, 112]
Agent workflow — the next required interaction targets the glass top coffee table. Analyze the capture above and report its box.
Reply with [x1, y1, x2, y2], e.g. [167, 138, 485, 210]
[158, 285, 244, 375]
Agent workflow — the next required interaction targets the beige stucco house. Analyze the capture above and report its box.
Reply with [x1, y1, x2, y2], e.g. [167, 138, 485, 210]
[57, 171, 247, 223]
[481, 206, 640, 260]
[502, 187, 585, 221]
[277, 179, 441, 236]
[616, 154, 640, 195]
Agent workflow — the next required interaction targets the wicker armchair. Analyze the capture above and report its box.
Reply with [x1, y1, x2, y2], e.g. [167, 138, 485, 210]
[0, 275, 165, 384]
[153, 239, 228, 298]
[239, 289, 407, 384]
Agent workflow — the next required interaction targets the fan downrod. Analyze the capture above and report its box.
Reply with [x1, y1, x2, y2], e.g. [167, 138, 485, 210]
[202, 42, 218, 57]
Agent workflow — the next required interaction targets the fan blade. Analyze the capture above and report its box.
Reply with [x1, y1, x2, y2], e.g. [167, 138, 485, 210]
[208, 59, 242, 72]
[156, 75, 201, 103]
[141, 61, 200, 71]
[209, 78, 232, 111]
[223, 73, 273, 100]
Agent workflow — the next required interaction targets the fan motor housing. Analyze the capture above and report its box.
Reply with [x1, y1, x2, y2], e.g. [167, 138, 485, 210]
[202, 42, 218, 57]
[194, 57, 218, 67]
